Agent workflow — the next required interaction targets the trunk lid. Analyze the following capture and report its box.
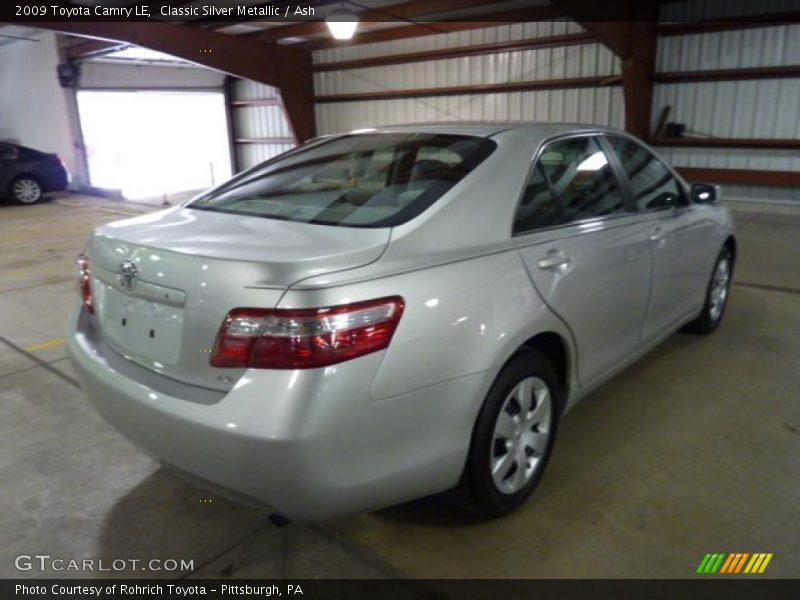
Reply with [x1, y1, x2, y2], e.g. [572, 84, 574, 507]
[88, 206, 390, 392]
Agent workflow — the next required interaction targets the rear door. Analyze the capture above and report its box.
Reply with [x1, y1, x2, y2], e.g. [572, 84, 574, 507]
[604, 135, 718, 340]
[513, 134, 653, 385]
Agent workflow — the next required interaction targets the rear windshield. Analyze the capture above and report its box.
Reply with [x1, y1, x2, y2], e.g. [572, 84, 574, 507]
[189, 133, 496, 228]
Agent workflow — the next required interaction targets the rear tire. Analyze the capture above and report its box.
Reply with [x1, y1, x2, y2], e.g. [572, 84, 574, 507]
[10, 176, 43, 205]
[460, 351, 561, 517]
[683, 247, 733, 334]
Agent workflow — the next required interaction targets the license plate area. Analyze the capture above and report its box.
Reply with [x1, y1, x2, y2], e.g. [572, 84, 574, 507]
[94, 280, 184, 365]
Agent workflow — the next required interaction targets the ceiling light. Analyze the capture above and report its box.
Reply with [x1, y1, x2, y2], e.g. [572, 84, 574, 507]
[326, 7, 359, 40]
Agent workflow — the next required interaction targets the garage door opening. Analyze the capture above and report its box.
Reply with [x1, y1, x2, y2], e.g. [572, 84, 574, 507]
[77, 90, 232, 199]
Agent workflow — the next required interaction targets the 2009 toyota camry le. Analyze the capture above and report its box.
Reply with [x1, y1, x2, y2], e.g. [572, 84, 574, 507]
[67, 123, 736, 521]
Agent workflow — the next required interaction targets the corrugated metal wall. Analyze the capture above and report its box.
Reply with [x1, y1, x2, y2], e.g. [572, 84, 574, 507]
[309, 5, 800, 204]
[231, 79, 295, 170]
[313, 21, 624, 134]
[656, 0, 800, 203]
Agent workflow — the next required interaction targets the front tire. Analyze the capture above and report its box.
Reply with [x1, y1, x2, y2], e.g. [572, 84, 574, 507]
[683, 247, 733, 334]
[461, 351, 561, 517]
[10, 176, 43, 204]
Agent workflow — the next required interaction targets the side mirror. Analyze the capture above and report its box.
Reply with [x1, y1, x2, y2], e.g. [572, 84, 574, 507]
[691, 182, 720, 204]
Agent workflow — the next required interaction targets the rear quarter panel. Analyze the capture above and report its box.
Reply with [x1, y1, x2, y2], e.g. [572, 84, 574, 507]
[278, 250, 574, 402]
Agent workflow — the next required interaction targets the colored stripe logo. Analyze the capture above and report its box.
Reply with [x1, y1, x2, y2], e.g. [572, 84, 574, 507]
[696, 553, 773, 574]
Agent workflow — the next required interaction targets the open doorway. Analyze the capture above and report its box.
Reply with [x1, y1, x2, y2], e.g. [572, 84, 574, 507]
[77, 90, 232, 199]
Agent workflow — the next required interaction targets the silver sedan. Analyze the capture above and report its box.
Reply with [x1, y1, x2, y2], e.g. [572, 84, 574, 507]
[67, 123, 736, 521]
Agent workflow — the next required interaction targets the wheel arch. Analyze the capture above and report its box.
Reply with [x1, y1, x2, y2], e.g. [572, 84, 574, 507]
[724, 234, 737, 263]
[512, 331, 571, 411]
[8, 172, 41, 190]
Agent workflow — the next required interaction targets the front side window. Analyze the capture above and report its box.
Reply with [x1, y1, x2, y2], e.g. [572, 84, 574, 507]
[513, 135, 627, 235]
[0, 144, 17, 160]
[189, 133, 496, 228]
[607, 136, 686, 211]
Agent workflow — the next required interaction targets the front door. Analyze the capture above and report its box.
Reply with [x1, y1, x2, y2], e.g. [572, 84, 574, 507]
[604, 135, 718, 340]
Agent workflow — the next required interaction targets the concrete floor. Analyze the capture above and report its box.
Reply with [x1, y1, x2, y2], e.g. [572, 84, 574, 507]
[1, 194, 798, 581]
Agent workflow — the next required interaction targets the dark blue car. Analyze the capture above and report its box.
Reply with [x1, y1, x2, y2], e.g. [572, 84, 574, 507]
[0, 142, 70, 204]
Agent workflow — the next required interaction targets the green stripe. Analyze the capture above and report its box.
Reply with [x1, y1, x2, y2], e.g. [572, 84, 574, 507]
[704, 554, 719, 573]
[710, 553, 726, 573]
[697, 554, 713, 573]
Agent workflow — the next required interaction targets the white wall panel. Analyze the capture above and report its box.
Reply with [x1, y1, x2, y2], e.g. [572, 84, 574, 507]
[313, 22, 586, 65]
[315, 87, 624, 135]
[231, 80, 295, 170]
[661, 0, 800, 20]
[655, 0, 800, 204]
[314, 43, 618, 95]
[657, 25, 800, 72]
[312, 22, 622, 136]
[236, 143, 295, 170]
[233, 79, 281, 101]
[81, 61, 225, 89]
[653, 80, 800, 139]
[235, 105, 293, 139]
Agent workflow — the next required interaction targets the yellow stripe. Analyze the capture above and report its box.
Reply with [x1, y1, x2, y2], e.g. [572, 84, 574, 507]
[719, 554, 736, 574]
[744, 554, 760, 573]
[757, 553, 773, 574]
[734, 553, 749, 573]
[24, 338, 66, 353]
[749, 554, 766, 573]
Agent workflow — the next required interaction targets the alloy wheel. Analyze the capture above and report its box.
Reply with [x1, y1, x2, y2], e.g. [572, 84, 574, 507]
[13, 178, 42, 204]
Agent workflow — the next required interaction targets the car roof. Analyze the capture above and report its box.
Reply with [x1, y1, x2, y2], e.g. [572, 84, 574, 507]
[351, 121, 626, 139]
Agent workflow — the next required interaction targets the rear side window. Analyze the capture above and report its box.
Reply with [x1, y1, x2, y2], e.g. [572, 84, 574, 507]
[513, 164, 562, 235]
[607, 136, 686, 211]
[190, 133, 496, 228]
[513, 136, 627, 234]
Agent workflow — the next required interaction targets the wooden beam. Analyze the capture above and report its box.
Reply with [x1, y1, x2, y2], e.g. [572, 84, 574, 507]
[658, 12, 800, 36]
[548, 1, 642, 57]
[33, 22, 317, 143]
[655, 65, 800, 83]
[308, 6, 564, 49]
[235, 138, 298, 144]
[621, 22, 657, 139]
[312, 32, 596, 71]
[65, 39, 128, 60]
[232, 98, 284, 107]
[676, 167, 800, 188]
[315, 75, 621, 103]
[223, 76, 240, 173]
[652, 137, 800, 150]
[37, 22, 286, 84]
[548, 1, 658, 139]
[251, 0, 505, 41]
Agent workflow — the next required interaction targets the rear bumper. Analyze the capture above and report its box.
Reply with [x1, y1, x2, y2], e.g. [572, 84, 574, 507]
[67, 305, 493, 521]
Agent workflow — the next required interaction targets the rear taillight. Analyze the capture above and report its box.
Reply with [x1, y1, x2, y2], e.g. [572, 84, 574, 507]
[210, 296, 405, 369]
[77, 253, 94, 314]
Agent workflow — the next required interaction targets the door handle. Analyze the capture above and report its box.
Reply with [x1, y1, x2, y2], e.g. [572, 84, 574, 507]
[650, 227, 667, 243]
[538, 251, 571, 271]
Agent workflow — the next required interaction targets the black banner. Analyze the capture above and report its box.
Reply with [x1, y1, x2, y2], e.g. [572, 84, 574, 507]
[4, 579, 800, 600]
[6, 0, 800, 23]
